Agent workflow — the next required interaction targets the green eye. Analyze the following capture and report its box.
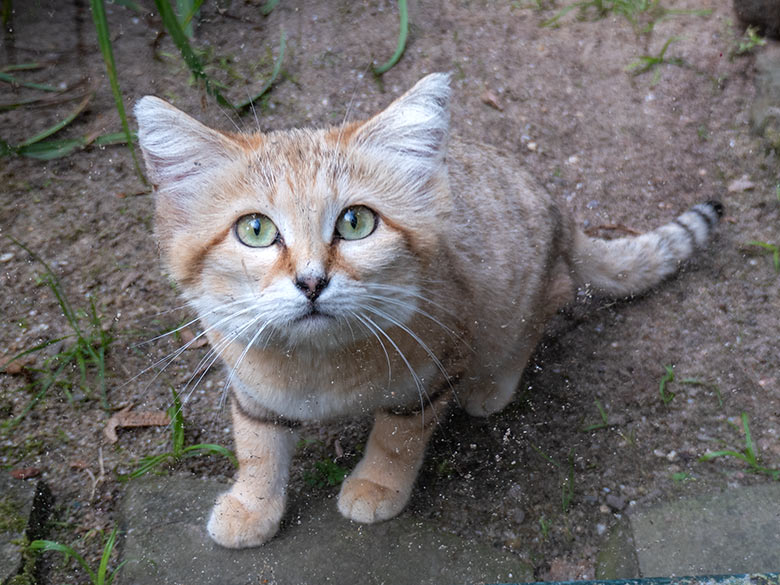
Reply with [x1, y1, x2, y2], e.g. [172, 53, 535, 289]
[235, 214, 279, 248]
[335, 206, 377, 241]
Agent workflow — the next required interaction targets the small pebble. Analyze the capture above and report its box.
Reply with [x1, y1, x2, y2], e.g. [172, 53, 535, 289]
[606, 494, 627, 511]
[0, 252, 13, 262]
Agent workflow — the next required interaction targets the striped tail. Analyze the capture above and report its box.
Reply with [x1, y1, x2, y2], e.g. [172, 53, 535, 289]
[571, 201, 723, 297]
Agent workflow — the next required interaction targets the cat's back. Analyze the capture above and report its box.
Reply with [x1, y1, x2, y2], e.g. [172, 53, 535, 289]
[443, 137, 571, 293]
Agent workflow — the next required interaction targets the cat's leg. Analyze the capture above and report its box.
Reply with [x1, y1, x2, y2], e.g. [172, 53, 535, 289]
[207, 400, 297, 548]
[338, 392, 449, 523]
[463, 369, 524, 417]
[464, 264, 573, 417]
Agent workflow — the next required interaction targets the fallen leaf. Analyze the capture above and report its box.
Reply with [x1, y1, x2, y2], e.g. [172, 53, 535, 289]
[11, 467, 41, 479]
[120, 270, 143, 291]
[180, 327, 208, 348]
[480, 88, 503, 111]
[104, 406, 171, 444]
[3, 356, 36, 375]
[727, 175, 755, 192]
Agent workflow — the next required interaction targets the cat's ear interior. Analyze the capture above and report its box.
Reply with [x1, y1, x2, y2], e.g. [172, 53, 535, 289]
[352, 72, 451, 178]
[134, 96, 238, 190]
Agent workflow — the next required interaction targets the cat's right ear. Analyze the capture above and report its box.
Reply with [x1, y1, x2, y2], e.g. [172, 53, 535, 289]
[134, 96, 238, 192]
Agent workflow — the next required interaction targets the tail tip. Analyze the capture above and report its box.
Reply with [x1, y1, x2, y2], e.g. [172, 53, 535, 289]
[704, 200, 724, 219]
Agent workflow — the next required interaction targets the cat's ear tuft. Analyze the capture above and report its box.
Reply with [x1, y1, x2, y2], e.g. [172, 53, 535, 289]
[134, 96, 238, 190]
[352, 73, 451, 179]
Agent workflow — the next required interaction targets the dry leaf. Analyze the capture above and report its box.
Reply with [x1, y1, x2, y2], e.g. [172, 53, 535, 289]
[480, 88, 503, 111]
[180, 327, 208, 348]
[11, 467, 41, 479]
[727, 175, 755, 192]
[104, 406, 171, 444]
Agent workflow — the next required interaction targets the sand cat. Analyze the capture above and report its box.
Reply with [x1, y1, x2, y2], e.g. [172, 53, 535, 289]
[134, 73, 722, 548]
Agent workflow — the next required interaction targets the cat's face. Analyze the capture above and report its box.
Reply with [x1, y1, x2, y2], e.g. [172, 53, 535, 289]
[136, 74, 452, 350]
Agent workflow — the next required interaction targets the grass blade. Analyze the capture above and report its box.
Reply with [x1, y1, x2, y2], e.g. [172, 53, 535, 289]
[153, 0, 231, 107]
[90, 0, 146, 182]
[260, 0, 279, 16]
[97, 527, 119, 585]
[1, 336, 70, 371]
[29, 540, 97, 582]
[234, 31, 286, 110]
[372, 0, 408, 76]
[0, 71, 59, 92]
[16, 93, 92, 148]
[183, 443, 238, 466]
[659, 364, 675, 404]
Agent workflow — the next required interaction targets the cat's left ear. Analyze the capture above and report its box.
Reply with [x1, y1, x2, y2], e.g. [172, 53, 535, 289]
[352, 73, 450, 179]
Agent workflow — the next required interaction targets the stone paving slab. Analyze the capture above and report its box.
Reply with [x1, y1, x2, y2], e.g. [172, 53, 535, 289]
[119, 475, 532, 585]
[1, 475, 52, 585]
[598, 483, 780, 579]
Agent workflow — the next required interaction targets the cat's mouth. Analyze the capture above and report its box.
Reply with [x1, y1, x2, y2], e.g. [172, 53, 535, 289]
[294, 306, 335, 324]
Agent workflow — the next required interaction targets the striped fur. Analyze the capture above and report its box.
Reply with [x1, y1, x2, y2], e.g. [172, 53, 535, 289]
[135, 74, 722, 548]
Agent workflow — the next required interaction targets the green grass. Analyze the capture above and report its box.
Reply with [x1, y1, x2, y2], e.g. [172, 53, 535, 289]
[626, 37, 686, 84]
[733, 25, 766, 56]
[582, 399, 611, 431]
[658, 364, 675, 404]
[747, 241, 780, 273]
[152, 0, 286, 111]
[1, 238, 113, 430]
[0, 91, 132, 160]
[542, 0, 709, 32]
[303, 459, 350, 488]
[90, 0, 145, 182]
[372, 0, 408, 76]
[531, 445, 576, 513]
[29, 527, 126, 585]
[125, 388, 236, 479]
[699, 413, 779, 480]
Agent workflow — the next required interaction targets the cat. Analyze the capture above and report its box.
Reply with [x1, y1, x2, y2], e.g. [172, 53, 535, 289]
[134, 73, 722, 549]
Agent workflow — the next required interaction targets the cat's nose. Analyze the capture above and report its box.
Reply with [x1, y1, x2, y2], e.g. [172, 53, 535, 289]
[294, 275, 329, 302]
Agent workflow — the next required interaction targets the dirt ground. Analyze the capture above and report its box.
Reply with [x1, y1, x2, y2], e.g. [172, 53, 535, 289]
[1, 1, 779, 583]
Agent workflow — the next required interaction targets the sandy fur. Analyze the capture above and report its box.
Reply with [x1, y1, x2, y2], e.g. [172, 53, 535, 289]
[135, 73, 721, 548]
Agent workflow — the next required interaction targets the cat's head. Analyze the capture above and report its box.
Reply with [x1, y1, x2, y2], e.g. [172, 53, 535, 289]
[135, 73, 452, 349]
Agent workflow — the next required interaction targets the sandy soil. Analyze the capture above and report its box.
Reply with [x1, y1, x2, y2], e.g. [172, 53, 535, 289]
[1, 1, 778, 583]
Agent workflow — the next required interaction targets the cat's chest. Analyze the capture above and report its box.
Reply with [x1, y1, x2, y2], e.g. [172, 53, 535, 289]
[209, 329, 445, 420]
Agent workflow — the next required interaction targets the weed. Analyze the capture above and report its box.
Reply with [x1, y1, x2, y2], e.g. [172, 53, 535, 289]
[372, 0, 408, 76]
[1, 239, 113, 430]
[152, 0, 286, 111]
[0, 92, 131, 160]
[125, 388, 236, 479]
[582, 399, 610, 431]
[29, 527, 126, 585]
[90, 0, 145, 181]
[678, 376, 723, 407]
[539, 515, 550, 539]
[747, 241, 780, 273]
[260, 0, 279, 16]
[775, 184, 780, 203]
[699, 413, 779, 480]
[672, 471, 692, 482]
[734, 25, 766, 56]
[658, 364, 675, 404]
[303, 459, 349, 488]
[531, 445, 576, 513]
[542, 0, 709, 32]
[626, 37, 686, 85]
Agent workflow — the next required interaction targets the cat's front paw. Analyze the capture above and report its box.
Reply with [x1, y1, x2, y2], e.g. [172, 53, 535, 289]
[206, 491, 284, 548]
[337, 476, 409, 523]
